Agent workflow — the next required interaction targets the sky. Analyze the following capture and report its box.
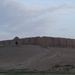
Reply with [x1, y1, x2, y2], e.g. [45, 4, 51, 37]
[0, 0, 75, 40]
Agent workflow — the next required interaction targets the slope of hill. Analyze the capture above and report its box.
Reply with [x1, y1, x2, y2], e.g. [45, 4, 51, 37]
[0, 45, 75, 73]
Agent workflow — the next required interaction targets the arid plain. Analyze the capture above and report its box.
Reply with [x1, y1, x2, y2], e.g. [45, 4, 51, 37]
[0, 45, 75, 73]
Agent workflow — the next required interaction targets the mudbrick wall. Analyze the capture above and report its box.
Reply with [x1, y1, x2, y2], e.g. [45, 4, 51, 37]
[0, 36, 75, 48]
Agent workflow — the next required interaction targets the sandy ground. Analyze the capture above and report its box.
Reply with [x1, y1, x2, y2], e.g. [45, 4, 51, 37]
[0, 45, 75, 72]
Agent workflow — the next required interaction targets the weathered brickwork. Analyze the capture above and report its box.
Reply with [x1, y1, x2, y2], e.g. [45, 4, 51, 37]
[0, 36, 75, 48]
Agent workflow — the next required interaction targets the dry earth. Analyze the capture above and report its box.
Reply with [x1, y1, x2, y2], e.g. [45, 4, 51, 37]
[0, 45, 75, 73]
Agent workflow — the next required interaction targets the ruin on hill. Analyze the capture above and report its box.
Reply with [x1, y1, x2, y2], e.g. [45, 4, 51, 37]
[0, 36, 75, 48]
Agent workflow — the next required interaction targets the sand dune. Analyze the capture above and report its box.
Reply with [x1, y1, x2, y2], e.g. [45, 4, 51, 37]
[0, 45, 75, 72]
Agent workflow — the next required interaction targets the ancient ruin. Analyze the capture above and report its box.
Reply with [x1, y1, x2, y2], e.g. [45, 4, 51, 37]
[0, 36, 75, 48]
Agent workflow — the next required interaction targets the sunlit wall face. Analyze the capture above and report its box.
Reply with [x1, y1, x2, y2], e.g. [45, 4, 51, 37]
[0, 0, 75, 40]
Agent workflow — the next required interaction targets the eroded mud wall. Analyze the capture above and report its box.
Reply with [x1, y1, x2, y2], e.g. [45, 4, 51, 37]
[0, 37, 75, 48]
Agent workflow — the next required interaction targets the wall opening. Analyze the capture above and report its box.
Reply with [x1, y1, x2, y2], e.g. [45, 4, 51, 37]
[15, 41, 18, 45]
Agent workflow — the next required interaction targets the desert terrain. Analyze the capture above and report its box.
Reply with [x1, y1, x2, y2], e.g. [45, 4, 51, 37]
[0, 45, 75, 73]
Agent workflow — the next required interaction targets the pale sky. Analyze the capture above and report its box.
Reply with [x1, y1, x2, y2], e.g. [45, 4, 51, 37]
[0, 0, 75, 40]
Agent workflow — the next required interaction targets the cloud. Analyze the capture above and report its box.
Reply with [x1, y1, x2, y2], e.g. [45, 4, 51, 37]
[0, 0, 75, 40]
[64, 2, 75, 8]
[0, 0, 56, 40]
